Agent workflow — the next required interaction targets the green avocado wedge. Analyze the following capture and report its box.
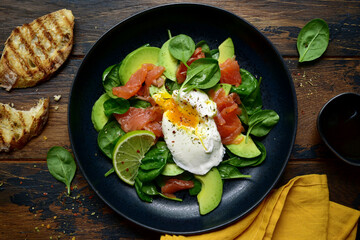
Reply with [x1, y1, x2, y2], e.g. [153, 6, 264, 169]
[195, 168, 223, 215]
[91, 93, 111, 131]
[226, 134, 261, 158]
[218, 37, 235, 64]
[158, 39, 178, 81]
[118, 46, 160, 85]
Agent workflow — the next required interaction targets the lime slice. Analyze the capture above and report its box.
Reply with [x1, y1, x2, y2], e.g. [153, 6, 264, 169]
[112, 130, 156, 185]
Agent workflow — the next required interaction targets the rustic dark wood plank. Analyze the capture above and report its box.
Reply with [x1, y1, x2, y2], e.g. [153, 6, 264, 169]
[0, 160, 359, 239]
[0, 59, 359, 160]
[1, 0, 360, 57]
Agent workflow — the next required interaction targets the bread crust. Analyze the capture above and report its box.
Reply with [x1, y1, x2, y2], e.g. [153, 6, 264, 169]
[0, 98, 50, 152]
[0, 9, 74, 91]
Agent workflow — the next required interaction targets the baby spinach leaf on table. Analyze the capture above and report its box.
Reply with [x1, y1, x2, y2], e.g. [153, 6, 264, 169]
[169, 34, 195, 68]
[97, 120, 125, 159]
[103, 98, 130, 116]
[297, 18, 329, 62]
[239, 102, 249, 126]
[241, 77, 263, 115]
[195, 40, 210, 55]
[165, 79, 181, 94]
[218, 163, 251, 179]
[247, 109, 280, 138]
[103, 63, 122, 98]
[231, 69, 258, 98]
[47, 146, 76, 195]
[181, 58, 221, 92]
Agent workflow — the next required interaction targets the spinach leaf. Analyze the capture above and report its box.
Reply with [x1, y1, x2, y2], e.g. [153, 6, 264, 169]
[129, 98, 152, 108]
[103, 98, 130, 116]
[103, 63, 122, 98]
[242, 77, 263, 115]
[47, 146, 76, 195]
[189, 178, 202, 196]
[239, 102, 249, 126]
[195, 40, 210, 56]
[169, 34, 195, 68]
[247, 109, 279, 137]
[224, 140, 266, 167]
[218, 163, 251, 179]
[97, 120, 125, 159]
[135, 177, 153, 203]
[137, 141, 169, 182]
[231, 69, 258, 98]
[297, 18, 329, 62]
[104, 167, 115, 177]
[181, 58, 220, 92]
[165, 79, 181, 94]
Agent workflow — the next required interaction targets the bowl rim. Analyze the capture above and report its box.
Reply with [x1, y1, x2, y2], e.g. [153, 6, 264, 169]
[68, 2, 298, 234]
[317, 92, 360, 166]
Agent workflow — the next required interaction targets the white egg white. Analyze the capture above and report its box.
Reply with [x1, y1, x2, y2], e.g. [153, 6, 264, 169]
[161, 90, 225, 175]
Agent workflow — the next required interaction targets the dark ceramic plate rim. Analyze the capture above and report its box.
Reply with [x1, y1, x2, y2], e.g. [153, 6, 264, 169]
[68, 3, 297, 234]
[317, 92, 360, 166]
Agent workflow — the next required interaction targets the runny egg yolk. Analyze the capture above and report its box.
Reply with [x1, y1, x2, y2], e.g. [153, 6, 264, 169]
[153, 92, 200, 129]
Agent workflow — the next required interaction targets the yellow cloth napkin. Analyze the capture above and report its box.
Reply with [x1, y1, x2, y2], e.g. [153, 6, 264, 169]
[161, 174, 360, 240]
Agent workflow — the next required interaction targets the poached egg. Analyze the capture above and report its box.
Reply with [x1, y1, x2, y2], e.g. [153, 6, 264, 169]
[153, 89, 224, 175]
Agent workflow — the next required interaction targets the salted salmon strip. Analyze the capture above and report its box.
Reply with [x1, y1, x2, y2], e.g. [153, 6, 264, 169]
[112, 66, 148, 99]
[220, 57, 242, 87]
[114, 106, 163, 137]
[209, 88, 244, 144]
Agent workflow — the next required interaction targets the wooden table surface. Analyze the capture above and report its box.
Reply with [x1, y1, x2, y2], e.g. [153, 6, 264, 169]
[1, 0, 359, 239]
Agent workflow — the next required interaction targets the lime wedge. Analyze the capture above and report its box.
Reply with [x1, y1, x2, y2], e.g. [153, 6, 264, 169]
[112, 130, 156, 185]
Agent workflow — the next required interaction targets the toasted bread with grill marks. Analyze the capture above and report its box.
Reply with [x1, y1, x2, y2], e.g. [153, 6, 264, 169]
[0, 9, 74, 91]
[0, 98, 49, 152]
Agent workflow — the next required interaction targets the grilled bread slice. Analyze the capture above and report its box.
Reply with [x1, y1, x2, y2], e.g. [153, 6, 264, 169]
[0, 9, 74, 91]
[0, 98, 49, 152]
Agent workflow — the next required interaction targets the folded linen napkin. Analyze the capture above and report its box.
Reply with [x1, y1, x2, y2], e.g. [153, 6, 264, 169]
[161, 174, 360, 240]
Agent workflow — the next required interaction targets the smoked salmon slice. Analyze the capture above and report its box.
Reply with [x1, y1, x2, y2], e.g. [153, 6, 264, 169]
[219, 57, 242, 87]
[209, 88, 244, 144]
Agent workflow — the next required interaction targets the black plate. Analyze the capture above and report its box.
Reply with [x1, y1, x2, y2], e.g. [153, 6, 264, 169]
[69, 3, 297, 234]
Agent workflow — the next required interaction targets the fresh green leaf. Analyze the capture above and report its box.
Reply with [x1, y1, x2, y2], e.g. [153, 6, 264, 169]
[165, 79, 181, 94]
[181, 58, 221, 92]
[103, 98, 130, 116]
[103, 63, 122, 98]
[104, 167, 115, 177]
[135, 177, 153, 202]
[297, 18, 329, 62]
[239, 102, 249, 125]
[218, 164, 251, 179]
[97, 120, 125, 159]
[137, 141, 169, 182]
[189, 178, 202, 196]
[169, 34, 195, 68]
[231, 69, 258, 98]
[141, 182, 159, 196]
[247, 110, 279, 137]
[242, 77, 263, 115]
[47, 146, 76, 195]
[129, 98, 152, 108]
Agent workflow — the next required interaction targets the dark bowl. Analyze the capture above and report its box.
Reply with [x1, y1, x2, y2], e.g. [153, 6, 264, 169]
[68, 3, 297, 234]
[317, 92, 360, 166]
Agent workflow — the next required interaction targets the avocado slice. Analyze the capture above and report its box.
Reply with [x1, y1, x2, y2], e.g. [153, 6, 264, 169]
[161, 163, 184, 176]
[118, 46, 160, 85]
[195, 168, 223, 215]
[91, 93, 111, 131]
[218, 38, 235, 64]
[158, 39, 178, 81]
[226, 134, 261, 158]
[212, 83, 232, 95]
